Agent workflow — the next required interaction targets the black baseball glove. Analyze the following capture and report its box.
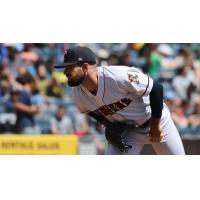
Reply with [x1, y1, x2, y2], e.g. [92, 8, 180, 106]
[105, 121, 134, 153]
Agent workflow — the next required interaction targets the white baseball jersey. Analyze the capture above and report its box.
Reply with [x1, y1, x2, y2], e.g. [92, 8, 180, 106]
[72, 65, 168, 124]
[72, 66, 185, 155]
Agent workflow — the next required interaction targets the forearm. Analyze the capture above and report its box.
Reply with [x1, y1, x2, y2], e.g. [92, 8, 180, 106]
[149, 117, 160, 128]
[14, 102, 39, 113]
[51, 128, 60, 134]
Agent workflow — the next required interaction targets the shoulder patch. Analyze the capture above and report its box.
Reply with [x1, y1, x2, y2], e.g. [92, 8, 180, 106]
[127, 73, 139, 84]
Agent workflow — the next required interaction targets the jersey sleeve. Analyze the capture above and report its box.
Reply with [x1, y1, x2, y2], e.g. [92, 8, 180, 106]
[117, 68, 153, 97]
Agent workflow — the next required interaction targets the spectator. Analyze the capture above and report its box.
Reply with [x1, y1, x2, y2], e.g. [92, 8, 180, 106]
[108, 53, 120, 65]
[13, 74, 41, 134]
[172, 66, 197, 100]
[170, 98, 190, 129]
[89, 121, 106, 155]
[144, 44, 161, 79]
[73, 107, 89, 137]
[50, 105, 74, 135]
[35, 61, 50, 96]
[188, 95, 200, 128]
[31, 78, 48, 114]
[0, 64, 10, 98]
[46, 74, 65, 99]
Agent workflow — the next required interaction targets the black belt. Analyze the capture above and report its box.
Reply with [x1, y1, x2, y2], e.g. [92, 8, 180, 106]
[139, 119, 150, 128]
[130, 119, 150, 129]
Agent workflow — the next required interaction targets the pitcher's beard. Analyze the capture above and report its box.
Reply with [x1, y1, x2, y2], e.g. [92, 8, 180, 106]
[67, 74, 85, 87]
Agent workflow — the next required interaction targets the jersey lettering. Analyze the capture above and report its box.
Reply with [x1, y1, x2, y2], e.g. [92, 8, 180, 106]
[91, 98, 132, 117]
[99, 105, 114, 115]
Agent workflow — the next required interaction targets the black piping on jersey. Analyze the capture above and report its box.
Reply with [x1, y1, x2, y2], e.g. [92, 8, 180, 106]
[102, 67, 106, 102]
[140, 76, 150, 97]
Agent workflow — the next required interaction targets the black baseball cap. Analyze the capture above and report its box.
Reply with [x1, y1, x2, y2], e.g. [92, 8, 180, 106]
[54, 46, 96, 69]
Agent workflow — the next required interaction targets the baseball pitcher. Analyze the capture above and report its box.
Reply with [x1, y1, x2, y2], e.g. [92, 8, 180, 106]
[55, 46, 185, 155]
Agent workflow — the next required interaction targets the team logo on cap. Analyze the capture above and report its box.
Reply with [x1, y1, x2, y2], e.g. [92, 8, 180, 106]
[78, 57, 83, 61]
[64, 50, 68, 56]
[127, 73, 139, 84]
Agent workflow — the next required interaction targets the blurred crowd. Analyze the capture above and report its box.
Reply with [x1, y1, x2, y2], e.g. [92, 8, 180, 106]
[0, 43, 200, 154]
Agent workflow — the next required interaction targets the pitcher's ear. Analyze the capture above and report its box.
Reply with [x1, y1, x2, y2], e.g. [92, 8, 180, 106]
[82, 63, 89, 70]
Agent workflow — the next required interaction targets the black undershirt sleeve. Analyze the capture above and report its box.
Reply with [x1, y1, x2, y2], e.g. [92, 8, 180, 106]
[149, 80, 163, 118]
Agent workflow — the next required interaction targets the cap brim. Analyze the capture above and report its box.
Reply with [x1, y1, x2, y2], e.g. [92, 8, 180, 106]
[55, 62, 79, 69]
